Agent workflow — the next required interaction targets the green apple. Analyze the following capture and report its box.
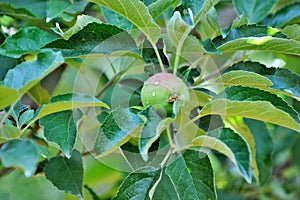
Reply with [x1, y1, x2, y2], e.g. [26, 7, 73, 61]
[141, 72, 190, 117]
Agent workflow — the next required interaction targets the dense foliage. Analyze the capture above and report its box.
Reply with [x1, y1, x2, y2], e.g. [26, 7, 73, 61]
[0, 0, 300, 199]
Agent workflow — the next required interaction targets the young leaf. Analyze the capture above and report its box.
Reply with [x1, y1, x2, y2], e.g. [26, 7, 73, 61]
[0, 27, 58, 58]
[138, 107, 174, 161]
[200, 86, 300, 132]
[46, 0, 88, 22]
[33, 93, 109, 122]
[0, 125, 20, 144]
[165, 150, 217, 199]
[19, 109, 34, 127]
[3, 50, 64, 93]
[203, 24, 300, 56]
[232, 0, 277, 23]
[192, 128, 251, 182]
[0, 85, 19, 110]
[224, 61, 300, 99]
[45, 22, 137, 57]
[0, 139, 38, 177]
[93, 108, 144, 156]
[244, 119, 273, 185]
[27, 82, 51, 106]
[148, 0, 180, 18]
[45, 150, 83, 198]
[39, 109, 83, 158]
[176, 0, 220, 26]
[90, 0, 161, 44]
[112, 167, 159, 200]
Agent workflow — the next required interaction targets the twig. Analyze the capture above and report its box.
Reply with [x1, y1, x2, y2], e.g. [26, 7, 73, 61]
[96, 71, 122, 98]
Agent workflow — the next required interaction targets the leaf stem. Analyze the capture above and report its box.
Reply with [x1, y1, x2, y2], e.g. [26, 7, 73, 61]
[150, 41, 165, 72]
[96, 70, 122, 98]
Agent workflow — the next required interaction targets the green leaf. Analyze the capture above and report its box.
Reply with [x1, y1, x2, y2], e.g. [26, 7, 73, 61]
[44, 150, 83, 198]
[283, 24, 300, 41]
[203, 24, 300, 56]
[3, 50, 64, 93]
[0, 125, 20, 144]
[176, 0, 220, 26]
[196, 7, 220, 41]
[90, 0, 161, 44]
[138, 107, 174, 161]
[0, 139, 38, 177]
[192, 128, 251, 182]
[0, 27, 58, 58]
[200, 86, 300, 133]
[39, 109, 83, 158]
[60, 15, 102, 40]
[101, 6, 132, 30]
[0, 85, 19, 110]
[244, 119, 273, 185]
[0, 55, 18, 81]
[152, 170, 179, 200]
[165, 150, 216, 199]
[27, 82, 51, 106]
[232, 0, 277, 23]
[46, 0, 88, 22]
[215, 70, 273, 89]
[93, 108, 144, 156]
[263, 3, 300, 28]
[45, 22, 137, 57]
[224, 61, 300, 99]
[33, 93, 109, 122]
[19, 109, 34, 127]
[0, 0, 47, 18]
[148, 0, 180, 18]
[113, 167, 159, 200]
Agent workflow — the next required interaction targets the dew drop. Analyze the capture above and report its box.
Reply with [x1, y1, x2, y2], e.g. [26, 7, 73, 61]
[152, 91, 156, 96]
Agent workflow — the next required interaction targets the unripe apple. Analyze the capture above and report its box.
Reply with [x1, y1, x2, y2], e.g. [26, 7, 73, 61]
[141, 72, 190, 117]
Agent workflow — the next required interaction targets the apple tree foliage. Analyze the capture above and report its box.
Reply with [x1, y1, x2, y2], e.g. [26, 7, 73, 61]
[0, 0, 300, 199]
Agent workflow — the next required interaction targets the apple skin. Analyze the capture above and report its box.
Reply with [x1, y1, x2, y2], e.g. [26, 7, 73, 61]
[141, 72, 190, 117]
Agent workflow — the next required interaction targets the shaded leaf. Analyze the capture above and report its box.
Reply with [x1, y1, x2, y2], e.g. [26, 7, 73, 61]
[45, 22, 137, 57]
[39, 109, 83, 158]
[196, 7, 220, 41]
[94, 108, 144, 156]
[200, 86, 300, 132]
[0, 55, 18, 81]
[0, 0, 47, 18]
[233, 0, 277, 23]
[33, 93, 109, 122]
[101, 6, 132, 30]
[19, 109, 34, 127]
[165, 150, 217, 199]
[138, 107, 174, 161]
[244, 118, 273, 185]
[46, 0, 88, 22]
[0, 139, 38, 177]
[3, 50, 64, 93]
[91, 0, 161, 44]
[192, 128, 251, 182]
[0, 27, 58, 58]
[113, 167, 159, 200]
[45, 150, 83, 198]
[262, 3, 300, 28]
[152, 170, 179, 200]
